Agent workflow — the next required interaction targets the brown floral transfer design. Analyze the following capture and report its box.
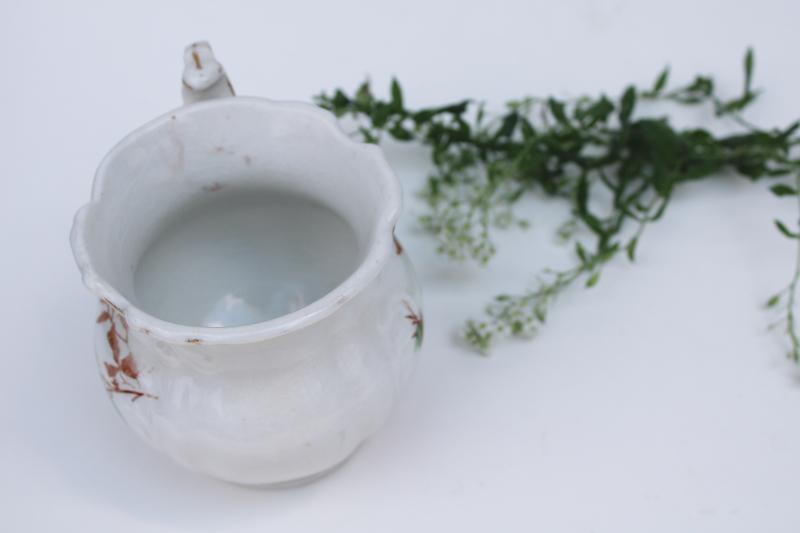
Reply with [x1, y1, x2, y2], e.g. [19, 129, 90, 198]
[393, 229, 403, 255]
[97, 300, 157, 401]
[403, 300, 424, 350]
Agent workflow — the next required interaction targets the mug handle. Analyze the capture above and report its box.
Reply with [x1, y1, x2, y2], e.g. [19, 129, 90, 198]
[181, 41, 235, 105]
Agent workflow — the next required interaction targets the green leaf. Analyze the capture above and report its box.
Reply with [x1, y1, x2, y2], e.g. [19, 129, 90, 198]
[494, 112, 519, 140]
[619, 86, 636, 124]
[585, 272, 600, 288]
[355, 81, 372, 108]
[575, 97, 615, 127]
[589, 97, 615, 124]
[436, 101, 471, 115]
[770, 183, 797, 197]
[774, 219, 800, 239]
[575, 242, 588, 264]
[575, 176, 605, 235]
[412, 109, 433, 125]
[388, 122, 414, 141]
[331, 89, 350, 108]
[766, 293, 781, 308]
[781, 121, 800, 140]
[672, 76, 714, 104]
[358, 127, 378, 144]
[625, 237, 639, 262]
[371, 103, 391, 128]
[744, 48, 754, 94]
[547, 98, 570, 127]
[390, 78, 404, 112]
[519, 117, 536, 140]
[651, 67, 670, 96]
[715, 91, 758, 116]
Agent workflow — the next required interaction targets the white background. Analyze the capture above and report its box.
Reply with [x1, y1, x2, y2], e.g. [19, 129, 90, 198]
[2, 1, 800, 531]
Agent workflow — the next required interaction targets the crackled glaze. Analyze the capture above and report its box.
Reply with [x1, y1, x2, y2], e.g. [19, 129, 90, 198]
[72, 43, 422, 485]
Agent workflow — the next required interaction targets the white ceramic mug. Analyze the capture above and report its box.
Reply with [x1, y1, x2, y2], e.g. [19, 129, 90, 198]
[70, 42, 422, 486]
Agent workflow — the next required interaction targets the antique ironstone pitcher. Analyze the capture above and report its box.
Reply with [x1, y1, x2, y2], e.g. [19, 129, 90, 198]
[70, 42, 422, 486]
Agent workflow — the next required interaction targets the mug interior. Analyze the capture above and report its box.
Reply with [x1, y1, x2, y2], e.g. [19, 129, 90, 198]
[78, 98, 393, 330]
[134, 188, 360, 327]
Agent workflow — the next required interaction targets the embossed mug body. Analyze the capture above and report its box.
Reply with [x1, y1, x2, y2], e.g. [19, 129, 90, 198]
[70, 43, 421, 485]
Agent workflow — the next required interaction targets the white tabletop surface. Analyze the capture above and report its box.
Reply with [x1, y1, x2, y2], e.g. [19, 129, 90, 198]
[3, 1, 800, 531]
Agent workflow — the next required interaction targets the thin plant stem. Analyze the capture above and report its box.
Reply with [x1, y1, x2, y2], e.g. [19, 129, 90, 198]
[785, 174, 800, 361]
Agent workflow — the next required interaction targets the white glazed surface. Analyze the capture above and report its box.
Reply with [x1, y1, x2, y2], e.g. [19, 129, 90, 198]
[71, 93, 422, 485]
[133, 190, 362, 327]
[94, 250, 419, 485]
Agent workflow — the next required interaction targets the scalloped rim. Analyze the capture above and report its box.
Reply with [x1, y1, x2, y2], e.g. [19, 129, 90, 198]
[70, 97, 402, 345]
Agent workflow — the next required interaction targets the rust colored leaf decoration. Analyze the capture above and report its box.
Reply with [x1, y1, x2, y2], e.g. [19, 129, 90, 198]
[104, 362, 119, 378]
[402, 300, 424, 350]
[119, 354, 139, 380]
[393, 231, 404, 255]
[106, 327, 120, 363]
[97, 300, 157, 401]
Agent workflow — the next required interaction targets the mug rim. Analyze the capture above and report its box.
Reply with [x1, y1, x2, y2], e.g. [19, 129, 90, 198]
[70, 96, 402, 345]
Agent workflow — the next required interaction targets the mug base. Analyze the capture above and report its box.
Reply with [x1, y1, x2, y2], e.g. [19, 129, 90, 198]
[233, 444, 362, 489]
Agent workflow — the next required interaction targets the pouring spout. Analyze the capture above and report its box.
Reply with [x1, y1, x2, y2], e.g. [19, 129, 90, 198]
[181, 41, 235, 104]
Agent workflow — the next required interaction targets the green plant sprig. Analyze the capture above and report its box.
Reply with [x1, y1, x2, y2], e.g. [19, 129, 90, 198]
[316, 50, 800, 357]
